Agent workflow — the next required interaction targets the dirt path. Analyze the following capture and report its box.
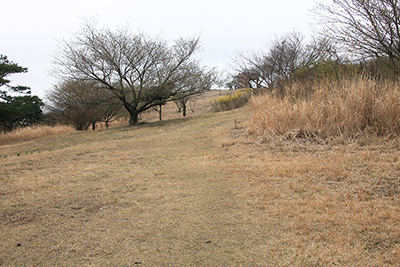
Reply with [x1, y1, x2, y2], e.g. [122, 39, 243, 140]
[128, 110, 269, 266]
[1, 107, 272, 266]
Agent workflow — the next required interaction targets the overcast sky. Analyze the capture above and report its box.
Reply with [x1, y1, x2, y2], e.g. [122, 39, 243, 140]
[1, 0, 325, 98]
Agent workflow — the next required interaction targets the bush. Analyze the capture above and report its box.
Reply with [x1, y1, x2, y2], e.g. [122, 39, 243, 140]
[212, 89, 252, 112]
[247, 77, 400, 141]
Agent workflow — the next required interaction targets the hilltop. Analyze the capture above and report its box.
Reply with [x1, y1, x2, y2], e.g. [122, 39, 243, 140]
[1, 91, 400, 266]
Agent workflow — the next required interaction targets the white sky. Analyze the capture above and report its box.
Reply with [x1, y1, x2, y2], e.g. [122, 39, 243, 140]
[1, 0, 324, 98]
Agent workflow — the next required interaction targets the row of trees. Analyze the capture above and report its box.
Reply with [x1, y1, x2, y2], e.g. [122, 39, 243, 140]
[48, 23, 219, 129]
[2, 23, 219, 132]
[228, 0, 400, 95]
[3, 0, 400, 131]
[229, 32, 337, 90]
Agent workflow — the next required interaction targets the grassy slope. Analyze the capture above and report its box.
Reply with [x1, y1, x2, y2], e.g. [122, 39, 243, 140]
[1, 91, 400, 266]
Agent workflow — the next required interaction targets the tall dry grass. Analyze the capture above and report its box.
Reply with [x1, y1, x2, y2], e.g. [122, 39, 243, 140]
[0, 125, 74, 145]
[248, 77, 400, 142]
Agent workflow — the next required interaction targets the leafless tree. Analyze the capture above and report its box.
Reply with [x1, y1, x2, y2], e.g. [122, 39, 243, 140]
[313, 0, 400, 74]
[230, 51, 268, 88]
[46, 79, 124, 130]
[100, 97, 125, 129]
[46, 79, 103, 130]
[230, 31, 335, 90]
[173, 69, 216, 117]
[173, 95, 196, 117]
[51, 23, 218, 125]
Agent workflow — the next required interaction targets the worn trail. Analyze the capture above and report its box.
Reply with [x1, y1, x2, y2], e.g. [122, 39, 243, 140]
[1, 108, 272, 266]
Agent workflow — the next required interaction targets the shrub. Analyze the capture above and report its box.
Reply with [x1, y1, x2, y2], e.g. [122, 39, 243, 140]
[212, 89, 252, 112]
[247, 77, 400, 141]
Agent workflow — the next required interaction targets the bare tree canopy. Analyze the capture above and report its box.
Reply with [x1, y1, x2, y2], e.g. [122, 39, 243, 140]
[313, 0, 400, 71]
[46, 79, 115, 130]
[51, 23, 218, 125]
[230, 31, 335, 89]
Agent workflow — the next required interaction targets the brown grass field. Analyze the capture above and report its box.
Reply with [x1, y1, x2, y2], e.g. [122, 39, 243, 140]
[1, 89, 400, 266]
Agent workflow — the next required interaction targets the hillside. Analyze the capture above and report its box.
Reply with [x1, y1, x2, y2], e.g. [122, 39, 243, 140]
[1, 91, 400, 266]
[98, 89, 232, 129]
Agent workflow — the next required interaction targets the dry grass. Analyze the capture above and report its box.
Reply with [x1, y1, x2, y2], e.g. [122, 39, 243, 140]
[1, 86, 400, 266]
[137, 89, 235, 122]
[1, 90, 229, 144]
[0, 111, 243, 266]
[248, 77, 400, 142]
[0, 125, 74, 146]
[219, 126, 400, 266]
[92, 89, 233, 129]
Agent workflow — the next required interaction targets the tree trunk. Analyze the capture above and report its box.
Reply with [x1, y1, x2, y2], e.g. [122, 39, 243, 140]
[76, 123, 86, 131]
[92, 122, 96, 130]
[158, 105, 162, 121]
[129, 113, 139, 125]
[182, 103, 187, 117]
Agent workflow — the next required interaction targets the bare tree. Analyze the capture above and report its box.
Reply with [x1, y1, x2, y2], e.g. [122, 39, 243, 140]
[313, 0, 400, 74]
[173, 94, 196, 117]
[46, 79, 124, 130]
[51, 23, 218, 125]
[99, 96, 125, 129]
[46, 79, 103, 130]
[230, 51, 270, 89]
[230, 31, 335, 91]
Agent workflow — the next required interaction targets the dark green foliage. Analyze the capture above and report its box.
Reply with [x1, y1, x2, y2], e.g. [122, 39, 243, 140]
[0, 55, 30, 100]
[293, 60, 360, 84]
[0, 55, 44, 132]
[0, 95, 45, 131]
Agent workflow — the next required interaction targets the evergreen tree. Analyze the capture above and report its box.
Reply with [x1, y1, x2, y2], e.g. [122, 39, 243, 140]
[0, 55, 44, 131]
